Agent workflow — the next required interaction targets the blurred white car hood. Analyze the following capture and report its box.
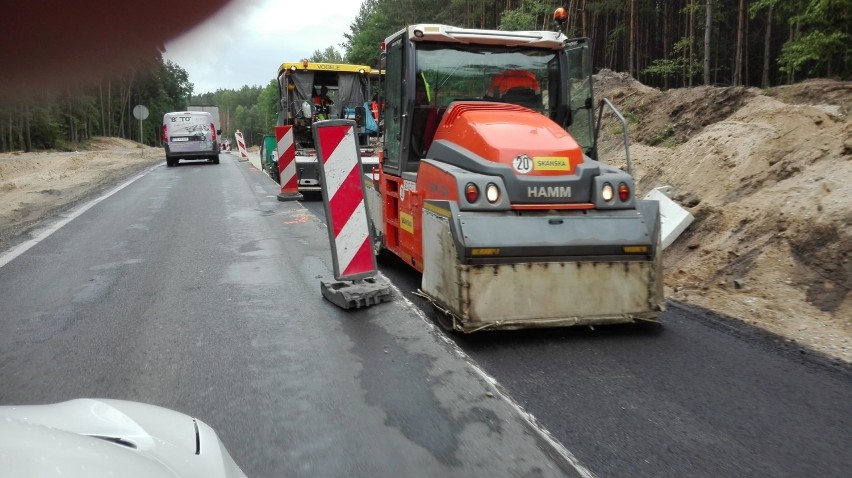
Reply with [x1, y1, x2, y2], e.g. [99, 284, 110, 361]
[0, 398, 245, 478]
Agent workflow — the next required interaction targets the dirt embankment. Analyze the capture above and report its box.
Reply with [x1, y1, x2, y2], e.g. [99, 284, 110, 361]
[594, 70, 851, 363]
[0, 137, 165, 248]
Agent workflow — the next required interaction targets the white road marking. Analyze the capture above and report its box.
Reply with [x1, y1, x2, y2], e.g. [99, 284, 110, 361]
[0, 164, 162, 269]
[379, 273, 598, 478]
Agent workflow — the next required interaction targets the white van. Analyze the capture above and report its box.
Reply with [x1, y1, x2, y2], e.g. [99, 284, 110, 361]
[162, 111, 221, 166]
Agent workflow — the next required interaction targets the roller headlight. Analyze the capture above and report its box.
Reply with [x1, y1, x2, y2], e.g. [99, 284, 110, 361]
[601, 183, 614, 202]
[485, 183, 500, 203]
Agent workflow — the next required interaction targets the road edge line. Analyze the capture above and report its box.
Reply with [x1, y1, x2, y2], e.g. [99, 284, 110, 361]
[0, 163, 162, 269]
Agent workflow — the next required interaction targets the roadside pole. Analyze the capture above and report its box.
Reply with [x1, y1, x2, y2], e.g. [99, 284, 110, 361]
[132, 105, 149, 156]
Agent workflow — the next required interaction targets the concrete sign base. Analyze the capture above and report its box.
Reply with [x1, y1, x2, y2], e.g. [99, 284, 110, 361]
[321, 278, 392, 309]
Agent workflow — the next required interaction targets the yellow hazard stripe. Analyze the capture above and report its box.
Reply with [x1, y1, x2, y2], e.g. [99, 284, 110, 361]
[471, 248, 501, 256]
[423, 202, 451, 218]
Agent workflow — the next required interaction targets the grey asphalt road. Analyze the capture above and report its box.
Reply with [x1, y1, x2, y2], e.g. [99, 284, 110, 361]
[2, 154, 851, 478]
[0, 156, 584, 478]
[301, 189, 852, 478]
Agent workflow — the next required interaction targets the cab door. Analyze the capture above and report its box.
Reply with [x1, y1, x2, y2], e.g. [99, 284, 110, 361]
[563, 39, 595, 157]
[381, 38, 404, 175]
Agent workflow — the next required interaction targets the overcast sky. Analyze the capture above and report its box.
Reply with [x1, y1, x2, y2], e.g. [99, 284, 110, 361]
[163, 0, 365, 94]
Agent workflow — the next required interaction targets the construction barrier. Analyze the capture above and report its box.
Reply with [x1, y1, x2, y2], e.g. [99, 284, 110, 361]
[234, 130, 248, 161]
[313, 119, 390, 309]
[275, 125, 302, 201]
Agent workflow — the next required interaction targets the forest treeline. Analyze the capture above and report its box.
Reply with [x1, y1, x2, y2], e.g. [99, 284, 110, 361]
[0, 52, 278, 153]
[191, 81, 279, 150]
[2, 0, 848, 152]
[1, 57, 196, 153]
[342, 0, 849, 87]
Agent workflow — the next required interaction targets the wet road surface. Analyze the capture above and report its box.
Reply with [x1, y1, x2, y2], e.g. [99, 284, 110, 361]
[1, 154, 850, 477]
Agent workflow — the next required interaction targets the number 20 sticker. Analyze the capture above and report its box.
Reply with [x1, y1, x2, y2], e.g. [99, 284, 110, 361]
[513, 154, 533, 174]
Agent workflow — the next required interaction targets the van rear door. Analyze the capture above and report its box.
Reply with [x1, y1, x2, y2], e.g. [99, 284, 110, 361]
[166, 113, 213, 142]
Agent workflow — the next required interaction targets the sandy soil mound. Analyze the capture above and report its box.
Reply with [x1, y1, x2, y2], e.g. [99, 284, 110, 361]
[0, 138, 164, 247]
[766, 79, 852, 114]
[595, 70, 851, 362]
[85, 136, 147, 150]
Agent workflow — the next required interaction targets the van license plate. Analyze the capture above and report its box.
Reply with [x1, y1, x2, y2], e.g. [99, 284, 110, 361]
[172, 137, 189, 142]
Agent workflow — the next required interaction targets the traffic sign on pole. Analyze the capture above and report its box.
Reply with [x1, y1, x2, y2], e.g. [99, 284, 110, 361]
[132, 105, 149, 154]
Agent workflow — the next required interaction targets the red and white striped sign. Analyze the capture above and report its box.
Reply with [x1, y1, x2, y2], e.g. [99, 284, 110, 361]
[275, 125, 301, 200]
[313, 120, 376, 281]
[234, 130, 248, 161]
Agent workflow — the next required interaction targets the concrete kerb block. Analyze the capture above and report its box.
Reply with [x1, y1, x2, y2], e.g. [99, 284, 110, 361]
[645, 185, 694, 250]
[321, 277, 392, 309]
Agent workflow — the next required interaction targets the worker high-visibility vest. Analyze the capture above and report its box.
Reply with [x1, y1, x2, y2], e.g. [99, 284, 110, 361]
[419, 71, 432, 104]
